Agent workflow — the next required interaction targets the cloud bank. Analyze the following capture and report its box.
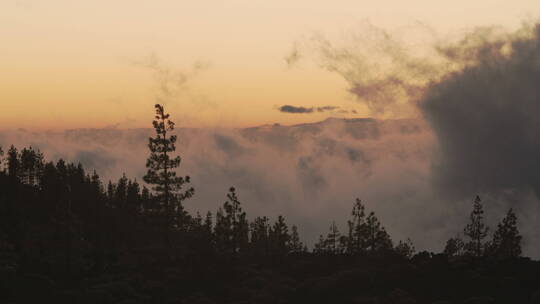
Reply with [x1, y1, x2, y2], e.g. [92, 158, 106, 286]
[0, 119, 445, 253]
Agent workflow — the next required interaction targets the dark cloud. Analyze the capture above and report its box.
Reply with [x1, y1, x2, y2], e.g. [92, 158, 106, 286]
[278, 105, 340, 114]
[279, 105, 314, 113]
[316, 106, 339, 112]
[214, 134, 246, 157]
[421, 23, 540, 200]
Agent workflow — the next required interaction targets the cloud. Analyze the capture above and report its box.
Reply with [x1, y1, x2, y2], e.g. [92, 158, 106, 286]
[132, 52, 209, 106]
[279, 105, 314, 113]
[421, 23, 540, 200]
[284, 42, 302, 68]
[286, 21, 446, 116]
[278, 105, 340, 114]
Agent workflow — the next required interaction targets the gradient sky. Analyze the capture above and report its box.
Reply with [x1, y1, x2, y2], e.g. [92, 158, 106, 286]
[1, 0, 539, 130]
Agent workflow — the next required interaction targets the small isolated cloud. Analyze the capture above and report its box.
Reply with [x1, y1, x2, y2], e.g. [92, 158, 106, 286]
[131, 52, 209, 105]
[284, 42, 302, 68]
[316, 106, 339, 112]
[278, 105, 340, 114]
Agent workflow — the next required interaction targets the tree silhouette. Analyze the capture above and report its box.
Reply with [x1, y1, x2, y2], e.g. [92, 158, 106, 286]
[214, 187, 249, 255]
[325, 221, 341, 255]
[344, 198, 366, 254]
[143, 104, 194, 246]
[464, 195, 489, 257]
[19, 147, 44, 186]
[7, 145, 19, 179]
[249, 216, 270, 257]
[313, 234, 327, 254]
[289, 225, 304, 253]
[444, 235, 465, 258]
[270, 215, 290, 256]
[490, 208, 522, 259]
[364, 211, 393, 253]
[395, 238, 415, 259]
[0, 146, 4, 173]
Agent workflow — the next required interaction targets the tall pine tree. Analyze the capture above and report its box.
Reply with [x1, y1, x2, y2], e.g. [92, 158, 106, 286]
[464, 195, 489, 257]
[143, 104, 194, 246]
[490, 208, 522, 259]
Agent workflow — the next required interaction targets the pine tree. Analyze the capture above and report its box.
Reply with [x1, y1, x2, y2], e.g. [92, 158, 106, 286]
[313, 234, 327, 254]
[395, 238, 415, 259]
[203, 211, 213, 236]
[126, 179, 142, 213]
[443, 235, 465, 258]
[224, 187, 249, 254]
[270, 215, 290, 256]
[365, 211, 393, 253]
[463, 195, 489, 257]
[289, 225, 304, 253]
[19, 147, 44, 186]
[490, 208, 522, 259]
[114, 174, 128, 209]
[325, 221, 341, 255]
[345, 198, 367, 254]
[0, 146, 4, 173]
[7, 146, 19, 179]
[249, 216, 270, 257]
[143, 104, 194, 245]
[214, 207, 230, 254]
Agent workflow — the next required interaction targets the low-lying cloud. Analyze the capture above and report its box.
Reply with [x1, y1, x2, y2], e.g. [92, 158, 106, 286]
[0, 118, 446, 253]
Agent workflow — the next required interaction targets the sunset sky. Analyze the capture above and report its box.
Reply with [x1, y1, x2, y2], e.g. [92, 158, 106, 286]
[1, 0, 539, 130]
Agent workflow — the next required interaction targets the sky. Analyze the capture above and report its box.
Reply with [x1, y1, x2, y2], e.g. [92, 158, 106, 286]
[1, 0, 540, 129]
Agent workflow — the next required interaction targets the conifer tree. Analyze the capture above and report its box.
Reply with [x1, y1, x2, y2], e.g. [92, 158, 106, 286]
[225, 187, 249, 254]
[490, 208, 522, 259]
[270, 215, 290, 256]
[114, 174, 128, 209]
[395, 238, 415, 259]
[314, 234, 327, 254]
[345, 198, 367, 254]
[7, 146, 19, 179]
[143, 104, 194, 245]
[126, 179, 142, 213]
[464, 195, 489, 257]
[365, 211, 393, 253]
[19, 147, 44, 186]
[214, 207, 230, 253]
[325, 221, 341, 254]
[289, 225, 304, 253]
[203, 211, 214, 239]
[0, 146, 4, 173]
[443, 235, 465, 258]
[249, 216, 270, 257]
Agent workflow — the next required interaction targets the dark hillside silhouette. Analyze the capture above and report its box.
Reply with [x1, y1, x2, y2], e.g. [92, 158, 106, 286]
[0, 104, 538, 304]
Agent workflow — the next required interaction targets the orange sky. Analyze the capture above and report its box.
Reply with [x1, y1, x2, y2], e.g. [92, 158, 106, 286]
[1, 0, 539, 130]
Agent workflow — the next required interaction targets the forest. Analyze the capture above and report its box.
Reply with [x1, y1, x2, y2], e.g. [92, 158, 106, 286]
[0, 104, 539, 304]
